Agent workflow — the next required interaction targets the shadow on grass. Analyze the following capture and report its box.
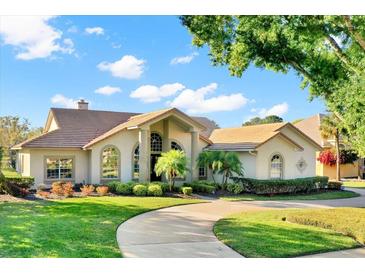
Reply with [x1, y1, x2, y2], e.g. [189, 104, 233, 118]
[214, 214, 359, 258]
[0, 197, 191, 258]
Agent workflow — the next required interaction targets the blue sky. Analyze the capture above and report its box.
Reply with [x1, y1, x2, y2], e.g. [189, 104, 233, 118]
[0, 16, 326, 128]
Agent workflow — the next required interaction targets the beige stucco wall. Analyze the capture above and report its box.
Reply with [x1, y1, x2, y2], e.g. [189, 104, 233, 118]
[16, 150, 31, 176]
[22, 149, 89, 187]
[316, 152, 359, 179]
[87, 119, 208, 184]
[256, 127, 318, 179]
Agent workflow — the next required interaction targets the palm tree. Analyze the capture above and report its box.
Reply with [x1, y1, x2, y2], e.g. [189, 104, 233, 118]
[212, 151, 244, 186]
[320, 113, 343, 181]
[196, 150, 221, 183]
[155, 150, 188, 191]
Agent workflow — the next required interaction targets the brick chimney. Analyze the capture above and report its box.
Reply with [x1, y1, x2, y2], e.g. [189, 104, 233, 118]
[77, 99, 89, 110]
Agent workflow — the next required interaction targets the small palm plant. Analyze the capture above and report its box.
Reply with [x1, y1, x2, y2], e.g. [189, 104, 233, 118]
[212, 151, 244, 186]
[155, 149, 188, 192]
[196, 150, 221, 183]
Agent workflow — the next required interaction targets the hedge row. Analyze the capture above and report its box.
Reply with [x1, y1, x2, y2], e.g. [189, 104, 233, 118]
[183, 180, 219, 194]
[107, 181, 168, 196]
[0, 172, 35, 197]
[230, 176, 329, 195]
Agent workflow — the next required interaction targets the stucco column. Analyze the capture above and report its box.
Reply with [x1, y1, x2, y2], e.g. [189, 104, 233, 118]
[190, 129, 199, 182]
[162, 119, 170, 152]
[139, 127, 150, 182]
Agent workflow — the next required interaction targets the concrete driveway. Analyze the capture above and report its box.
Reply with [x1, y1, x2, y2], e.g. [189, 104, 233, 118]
[116, 188, 365, 258]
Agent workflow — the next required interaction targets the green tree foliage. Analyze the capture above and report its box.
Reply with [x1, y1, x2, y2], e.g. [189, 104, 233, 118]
[155, 150, 188, 191]
[0, 116, 43, 168]
[198, 151, 244, 186]
[243, 115, 283, 126]
[181, 15, 365, 156]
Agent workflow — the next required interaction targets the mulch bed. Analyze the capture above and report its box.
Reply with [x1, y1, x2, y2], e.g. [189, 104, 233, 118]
[0, 194, 29, 203]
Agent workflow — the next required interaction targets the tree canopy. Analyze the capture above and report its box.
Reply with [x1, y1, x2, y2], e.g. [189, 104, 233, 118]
[243, 115, 283, 126]
[181, 15, 365, 156]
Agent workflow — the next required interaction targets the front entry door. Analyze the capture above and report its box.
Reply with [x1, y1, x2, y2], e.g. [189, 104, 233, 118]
[150, 154, 162, 181]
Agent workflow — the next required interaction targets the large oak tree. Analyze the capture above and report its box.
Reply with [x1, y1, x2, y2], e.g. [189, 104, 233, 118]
[181, 16, 365, 155]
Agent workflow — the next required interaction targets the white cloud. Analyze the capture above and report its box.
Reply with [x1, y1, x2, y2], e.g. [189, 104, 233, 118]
[97, 55, 145, 79]
[111, 42, 122, 49]
[95, 86, 121, 96]
[169, 83, 248, 114]
[0, 16, 75, 60]
[255, 102, 289, 117]
[51, 94, 77, 108]
[130, 83, 185, 103]
[170, 52, 198, 65]
[67, 25, 78, 33]
[85, 27, 104, 35]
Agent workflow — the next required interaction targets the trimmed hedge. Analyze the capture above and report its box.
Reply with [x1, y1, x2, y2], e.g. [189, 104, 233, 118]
[133, 184, 148, 196]
[183, 181, 217, 194]
[231, 176, 329, 195]
[182, 187, 192, 195]
[147, 184, 163, 196]
[328, 181, 343, 190]
[0, 171, 34, 197]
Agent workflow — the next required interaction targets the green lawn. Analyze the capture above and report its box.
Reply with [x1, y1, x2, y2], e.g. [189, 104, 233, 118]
[343, 181, 365, 189]
[220, 190, 359, 201]
[214, 209, 361, 258]
[0, 196, 201, 258]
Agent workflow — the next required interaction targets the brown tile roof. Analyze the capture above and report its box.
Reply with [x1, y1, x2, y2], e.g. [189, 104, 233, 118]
[13, 107, 215, 149]
[83, 108, 208, 148]
[191, 116, 219, 138]
[207, 122, 322, 151]
[294, 114, 325, 147]
[210, 122, 286, 144]
[13, 108, 139, 149]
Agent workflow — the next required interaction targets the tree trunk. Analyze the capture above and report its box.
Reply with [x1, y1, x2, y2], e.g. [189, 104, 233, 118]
[335, 130, 341, 181]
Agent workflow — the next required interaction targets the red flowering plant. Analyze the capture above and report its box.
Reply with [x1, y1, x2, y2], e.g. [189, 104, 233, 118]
[317, 150, 337, 166]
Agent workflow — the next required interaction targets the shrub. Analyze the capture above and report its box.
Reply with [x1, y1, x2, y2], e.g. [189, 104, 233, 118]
[115, 183, 133, 195]
[0, 171, 34, 196]
[328, 181, 343, 190]
[151, 182, 169, 193]
[226, 182, 244, 194]
[51, 182, 64, 195]
[183, 182, 216, 194]
[63, 182, 74, 197]
[182, 187, 192, 195]
[107, 181, 120, 193]
[96, 185, 109, 196]
[231, 176, 329, 195]
[133, 184, 147, 196]
[147, 184, 163, 196]
[80, 185, 95, 196]
[51, 181, 74, 197]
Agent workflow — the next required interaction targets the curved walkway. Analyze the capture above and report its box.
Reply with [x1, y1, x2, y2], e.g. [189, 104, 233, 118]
[117, 188, 365, 258]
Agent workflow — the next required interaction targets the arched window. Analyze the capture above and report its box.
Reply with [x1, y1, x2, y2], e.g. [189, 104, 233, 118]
[151, 132, 162, 153]
[171, 141, 182, 151]
[133, 145, 139, 179]
[270, 154, 283, 179]
[101, 146, 119, 179]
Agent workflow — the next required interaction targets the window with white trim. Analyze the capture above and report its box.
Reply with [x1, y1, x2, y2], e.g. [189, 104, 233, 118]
[46, 157, 73, 180]
[101, 146, 119, 179]
[270, 154, 283, 179]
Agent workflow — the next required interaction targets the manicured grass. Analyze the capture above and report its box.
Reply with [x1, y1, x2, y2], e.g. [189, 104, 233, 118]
[0, 196, 202, 258]
[214, 209, 361, 258]
[220, 190, 360, 201]
[286, 208, 365, 244]
[343, 181, 365, 189]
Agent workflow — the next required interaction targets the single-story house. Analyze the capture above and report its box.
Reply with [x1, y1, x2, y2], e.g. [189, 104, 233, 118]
[295, 114, 365, 179]
[12, 100, 322, 187]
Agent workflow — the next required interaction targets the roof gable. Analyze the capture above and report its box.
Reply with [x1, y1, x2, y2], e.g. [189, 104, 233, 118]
[294, 114, 324, 147]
